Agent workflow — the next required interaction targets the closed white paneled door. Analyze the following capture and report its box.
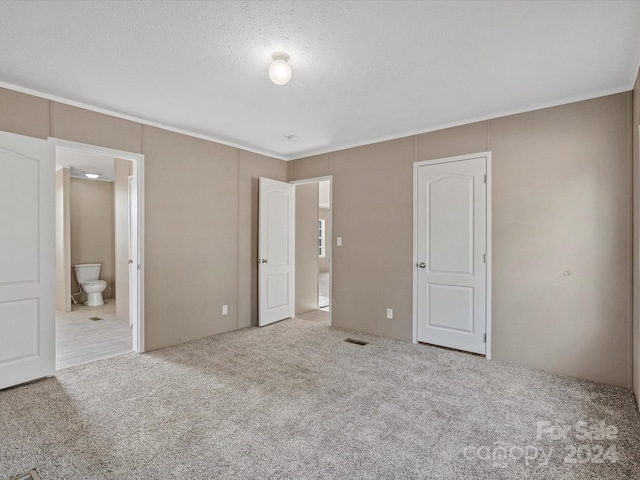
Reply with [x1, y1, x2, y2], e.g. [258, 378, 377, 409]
[416, 155, 488, 355]
[0, 131, 55, 389]
[258, 177, 295, 326]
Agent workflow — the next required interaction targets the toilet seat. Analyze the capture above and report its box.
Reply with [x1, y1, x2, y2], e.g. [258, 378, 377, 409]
[83, 280, 106, 287]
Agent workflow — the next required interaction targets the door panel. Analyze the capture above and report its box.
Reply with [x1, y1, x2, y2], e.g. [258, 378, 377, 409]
[417, 156, 487, 354]
[428, 175, 474, 275]
[259, 178, 295, 326]
[0, 131, 55, 389]
[428, 284, 473, 332]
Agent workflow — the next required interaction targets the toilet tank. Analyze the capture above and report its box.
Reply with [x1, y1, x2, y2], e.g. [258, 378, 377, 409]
[74, 263, 102, 283]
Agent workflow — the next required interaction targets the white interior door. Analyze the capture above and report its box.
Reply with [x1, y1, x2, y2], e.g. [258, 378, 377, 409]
[0, 131, 55, 389]
[416, 156, 487, 354]
[259, 177, 295, 326]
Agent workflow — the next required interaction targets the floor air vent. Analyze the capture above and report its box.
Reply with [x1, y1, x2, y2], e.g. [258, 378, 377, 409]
[11, 470, 41, 480]
[345, 338, 368, 346]
[88, 316, 103, 321]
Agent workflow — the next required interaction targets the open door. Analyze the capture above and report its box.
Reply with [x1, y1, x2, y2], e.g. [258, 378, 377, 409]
[258, 177, 295, 326]
[0, 131, 55, 389]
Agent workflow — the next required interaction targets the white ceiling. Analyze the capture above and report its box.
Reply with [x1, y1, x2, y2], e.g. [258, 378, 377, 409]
[56, 148, 116, 182]
[1, 1, 639, 160]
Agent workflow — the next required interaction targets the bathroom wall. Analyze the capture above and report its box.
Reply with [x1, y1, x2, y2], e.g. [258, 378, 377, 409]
[55, 167, 71, 312]
[295, 183, 319, 315]
[114, 159, 131, 323]
[70, 177, 116, 301]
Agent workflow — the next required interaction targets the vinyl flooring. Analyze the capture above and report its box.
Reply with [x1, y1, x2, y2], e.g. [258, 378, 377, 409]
[56, 299, 132, 370]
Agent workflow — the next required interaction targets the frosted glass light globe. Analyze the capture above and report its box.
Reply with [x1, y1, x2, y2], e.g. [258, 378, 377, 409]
[269, 52, 292, 85]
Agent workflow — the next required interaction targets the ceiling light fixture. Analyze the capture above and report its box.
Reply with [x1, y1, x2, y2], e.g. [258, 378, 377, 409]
[85, 172, 101, 179]
[269, 52, 292, 85]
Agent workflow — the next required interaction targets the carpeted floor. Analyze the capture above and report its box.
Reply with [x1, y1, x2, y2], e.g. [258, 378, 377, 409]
[1, 319, 639, 479]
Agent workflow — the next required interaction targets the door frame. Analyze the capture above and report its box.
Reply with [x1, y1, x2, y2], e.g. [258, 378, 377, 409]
[290, 175, 333, 327]
[412, 152, 492, 359]
[50, 137, 146, 353]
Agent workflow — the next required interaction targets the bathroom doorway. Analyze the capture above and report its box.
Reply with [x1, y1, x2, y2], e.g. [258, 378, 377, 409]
[53, 140, 144, 369]
[291, 176, 332, 327]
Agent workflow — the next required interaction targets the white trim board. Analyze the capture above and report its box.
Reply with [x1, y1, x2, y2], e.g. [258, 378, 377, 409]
[412, 152, 492, 359]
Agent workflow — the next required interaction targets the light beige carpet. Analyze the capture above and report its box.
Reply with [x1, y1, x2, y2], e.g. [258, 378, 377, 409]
[1, 318, 639, 479]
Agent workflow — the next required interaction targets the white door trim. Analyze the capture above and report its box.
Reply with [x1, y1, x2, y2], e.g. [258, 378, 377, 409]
[412, 152, 492, 359]
[49, 138, 146, 353]
[290, 175, 333, 327]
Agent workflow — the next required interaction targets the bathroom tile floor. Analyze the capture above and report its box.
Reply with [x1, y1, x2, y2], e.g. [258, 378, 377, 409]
[56, 299, 132, 370]
[296, 309, 330, 326]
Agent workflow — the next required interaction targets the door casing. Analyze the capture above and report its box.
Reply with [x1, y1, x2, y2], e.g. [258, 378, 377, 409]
[52, 138, 146, 353]
[412, 152, 492, 359]
[290, 175, 333, 327]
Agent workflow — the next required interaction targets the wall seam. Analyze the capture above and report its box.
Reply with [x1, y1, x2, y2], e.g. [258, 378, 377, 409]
[49, 100, 53, 138]
[486, 119, 491, 151]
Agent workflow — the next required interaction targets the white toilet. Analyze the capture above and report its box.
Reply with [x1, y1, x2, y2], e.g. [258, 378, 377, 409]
[74, 263, 107, 307]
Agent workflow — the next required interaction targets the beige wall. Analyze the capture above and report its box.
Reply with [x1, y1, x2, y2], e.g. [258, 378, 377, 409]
[295, 183, 319, 314]
[142, 126, 239, 349]
[0, 88, 49, 139]
[489, 95, 631, 388]
[70, 177, 115, 301]
[290, 154, 330, 180]
[291, 93, 633, 388]
[331, 137, 416, 341]
[55, 168, 71, 312]
[0, 87, 287, 350]
[114, 159, 131, 324]
[633, 68, 640, 408]
[319, 207, 331, 273]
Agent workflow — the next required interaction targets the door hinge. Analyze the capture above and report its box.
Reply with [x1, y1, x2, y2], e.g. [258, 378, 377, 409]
[483, 174, 487, 184]
[483, 333, 487, 343]
[483, 253, 486, 263]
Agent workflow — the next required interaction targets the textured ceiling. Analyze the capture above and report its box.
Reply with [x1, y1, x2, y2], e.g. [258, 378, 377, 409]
[1, 1, 639, 160]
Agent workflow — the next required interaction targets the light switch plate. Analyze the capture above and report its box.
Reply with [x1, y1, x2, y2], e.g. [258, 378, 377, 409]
[337, 236, 342, 246]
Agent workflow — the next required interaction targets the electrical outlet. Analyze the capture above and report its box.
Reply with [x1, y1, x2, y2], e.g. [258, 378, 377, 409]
[386, 308, 393, 319]
[222, 305, 228, 315]
[337, 236, 342, 246]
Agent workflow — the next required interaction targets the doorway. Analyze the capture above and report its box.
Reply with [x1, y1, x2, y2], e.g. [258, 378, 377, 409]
[292, 176, 332, 327]
[53, 139, 145, 368]
[413, 153, 491, 357]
